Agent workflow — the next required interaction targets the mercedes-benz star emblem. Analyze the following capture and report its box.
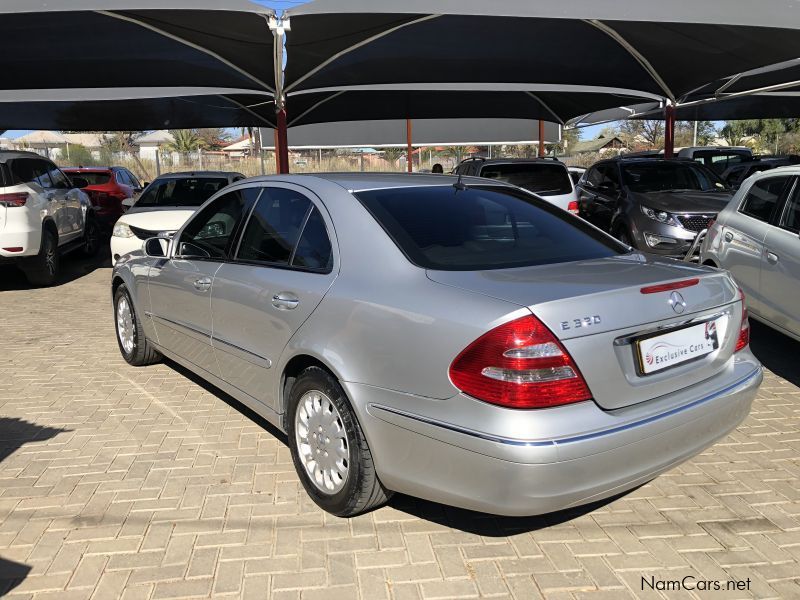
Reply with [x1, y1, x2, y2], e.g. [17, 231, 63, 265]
[669, 291, 687, 314]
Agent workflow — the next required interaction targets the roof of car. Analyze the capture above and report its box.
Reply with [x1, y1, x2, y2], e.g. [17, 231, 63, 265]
[0, 150, 52, 162]
[62, 166, 116, 171]
[241, 172, 496, 193]
[153, 171, 244, 180]
[459, 157, 567, 166]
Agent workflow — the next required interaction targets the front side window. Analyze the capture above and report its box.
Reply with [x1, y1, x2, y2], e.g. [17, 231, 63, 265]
[237, 188, 312, 266]
[621, 161, 727, 193]
[135, 177, 230, 208]
[178, 188, 258, 259]
[479, 163, 572, 196]
[356, 185, 625, 271]
[739, 176, 790, 223]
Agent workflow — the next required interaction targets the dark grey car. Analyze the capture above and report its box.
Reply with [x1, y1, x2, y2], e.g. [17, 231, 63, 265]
[577, 158, 734, 257]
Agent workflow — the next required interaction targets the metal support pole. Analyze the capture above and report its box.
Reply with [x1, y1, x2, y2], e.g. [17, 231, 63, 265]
[664, 104, 676, 158]
[693, 121, 698, 146]
[273, 129, 281, 173]
[406, 118, 413, 173]
[155, 150, 161, 176]
[538, 120, 546, 157]
[276, 109, 289, 174]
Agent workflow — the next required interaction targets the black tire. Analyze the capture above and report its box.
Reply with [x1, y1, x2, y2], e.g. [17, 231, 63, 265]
[616, 226, 633, 247]
[113, 284, 161, 366]
[82, 215, 100, 257]
[23, 227, 59, 287]
[287, 366, 392, 517]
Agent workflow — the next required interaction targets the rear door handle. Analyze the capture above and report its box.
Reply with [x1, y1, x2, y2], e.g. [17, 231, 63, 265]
[724, 232, 734, 242]
[767, 251, 779, 264]
[193, 277, 212, 291]
[272, 292, 299, 310]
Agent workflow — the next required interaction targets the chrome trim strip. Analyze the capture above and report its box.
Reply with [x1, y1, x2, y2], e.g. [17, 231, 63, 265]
[151, 314, 210, 340]
[212, 336, 272, 369]
[368, 367, 761, 448]
[613, 309, 732, 346]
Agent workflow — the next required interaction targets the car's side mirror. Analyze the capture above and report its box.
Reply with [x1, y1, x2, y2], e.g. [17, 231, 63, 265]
[121, 198, 135, 209]
[143, 237, 170, 258]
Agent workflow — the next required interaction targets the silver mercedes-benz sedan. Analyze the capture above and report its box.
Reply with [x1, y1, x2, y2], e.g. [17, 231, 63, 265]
[111, 173, 762, 517]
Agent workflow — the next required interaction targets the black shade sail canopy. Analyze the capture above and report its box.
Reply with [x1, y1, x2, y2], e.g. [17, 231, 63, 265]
[0, 1, 277, 130]
[284, 0, 800, 110]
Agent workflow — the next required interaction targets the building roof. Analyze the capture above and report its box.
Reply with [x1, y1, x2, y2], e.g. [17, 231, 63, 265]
[63, 133, 108, 147]
[134, 130, 175, 144]
[570, 135, 624, 154]
[14, 130, 68, 145]
[222, 136, 253, 151]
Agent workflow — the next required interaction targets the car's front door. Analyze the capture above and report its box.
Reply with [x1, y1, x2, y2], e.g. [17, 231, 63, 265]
[588, 164, 620, 232]
[147, 188, 254, 376]
[720, 175, 792, 313]
[46, 164, 83, 240]
[759, 179, 800, 337]
[211, 184, 337, 410]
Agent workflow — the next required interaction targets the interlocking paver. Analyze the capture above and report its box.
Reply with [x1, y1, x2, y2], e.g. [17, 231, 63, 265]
[1, 265, 800, 599]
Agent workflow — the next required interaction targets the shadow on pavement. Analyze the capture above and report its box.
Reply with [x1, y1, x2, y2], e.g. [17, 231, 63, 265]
[0, 417, 69, 464]
[0, 243, 112, 292]
[749, 320, 800, 387]
[0, 556, 32, 596]
[388, 488, 635, 537]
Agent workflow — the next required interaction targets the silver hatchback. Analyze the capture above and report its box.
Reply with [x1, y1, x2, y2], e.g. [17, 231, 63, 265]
[700, 166, 800, 342]
[112, 174, 761, 517]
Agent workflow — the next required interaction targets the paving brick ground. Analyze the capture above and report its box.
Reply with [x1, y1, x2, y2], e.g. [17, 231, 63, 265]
[1, 258, 799, 599]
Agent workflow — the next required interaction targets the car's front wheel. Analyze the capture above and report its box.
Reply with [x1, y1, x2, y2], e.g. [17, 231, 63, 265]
[114, 284, 161, 366]
[287, 366, 392, 517]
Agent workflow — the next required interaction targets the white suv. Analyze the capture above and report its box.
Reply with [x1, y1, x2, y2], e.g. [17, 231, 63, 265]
[0, 151, 99, 286]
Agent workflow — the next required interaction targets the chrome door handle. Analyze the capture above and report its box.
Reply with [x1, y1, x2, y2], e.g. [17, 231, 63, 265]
[272, 292, 299, 310]
[767, 251, 779, 264]
[724, 232, 734, 242]
[193, 277, 212, 291]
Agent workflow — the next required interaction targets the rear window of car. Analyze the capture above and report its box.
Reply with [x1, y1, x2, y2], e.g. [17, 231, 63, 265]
[64, 171, 111, 186]
[355, 185, 625, 271]
[477, 163, 572, 196]
[135, 177, 229, 208]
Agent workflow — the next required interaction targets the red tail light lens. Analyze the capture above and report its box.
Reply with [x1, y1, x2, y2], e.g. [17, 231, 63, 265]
[640, 278, 700, 294]
[449, 314, 592, 409]
[735, 288, 750, 352]
[567, 201, 579, 215]
[0, 192, 29, 207]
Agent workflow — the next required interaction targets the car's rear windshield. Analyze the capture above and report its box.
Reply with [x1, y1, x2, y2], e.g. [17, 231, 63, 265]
[621, 162, 727, 193]
[135, 177, 229, 208]
[478, 163, 572, 196]
[355, 185, 625, 271]
[65, 171, 110, 186]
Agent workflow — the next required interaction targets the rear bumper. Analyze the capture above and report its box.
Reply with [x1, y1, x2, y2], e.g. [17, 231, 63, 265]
[0, 228, 41, 259]
[347, 354, 761, 516]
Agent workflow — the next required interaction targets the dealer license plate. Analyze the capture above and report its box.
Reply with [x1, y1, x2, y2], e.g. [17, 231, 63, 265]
[637, 318, 722, 375]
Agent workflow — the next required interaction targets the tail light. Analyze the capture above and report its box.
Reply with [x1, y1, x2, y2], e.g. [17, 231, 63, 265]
[735, 288, 750, 352]
[707, 217, 716, 229]
[640, 278, 699, 294]
[449, 314, 592, 409]
[567, 200, 579, 215]
[0, 192, 29, 207]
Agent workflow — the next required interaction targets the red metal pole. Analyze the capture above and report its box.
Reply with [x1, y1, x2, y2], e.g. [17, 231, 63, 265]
[276, 109, 290, 174]
[538, 119, 545, 157]
[273, 128, 281, 173]
[664, 104, 676, 159]
[406, 118, 413, 173]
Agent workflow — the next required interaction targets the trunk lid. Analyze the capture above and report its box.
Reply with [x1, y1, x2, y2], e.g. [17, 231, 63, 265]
[428, 253, 741, 410]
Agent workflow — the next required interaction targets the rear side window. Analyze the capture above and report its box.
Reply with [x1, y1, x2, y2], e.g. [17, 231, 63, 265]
[66, 171, 111, 185]
[9, 158, 51, 188]
[356, 185, 625, 271]
[740, 176, 790, 223]
[292, 207, 333, 271]
[237, 188, 312, 266]
[136, 177, 230, 208]
[479, 163, 572, 196]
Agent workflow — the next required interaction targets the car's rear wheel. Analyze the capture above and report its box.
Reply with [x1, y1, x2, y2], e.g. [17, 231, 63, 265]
[114, 284, 161, 366]
[82, 216, 100, 257]
[23, 228, 59, 287]
[287, 366, 392, 517]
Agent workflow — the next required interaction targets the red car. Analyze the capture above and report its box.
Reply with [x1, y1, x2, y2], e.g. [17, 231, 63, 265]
[62, 167, 145, 231]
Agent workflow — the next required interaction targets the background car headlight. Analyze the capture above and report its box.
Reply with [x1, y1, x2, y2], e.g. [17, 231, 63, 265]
[112, 222, 135, 238]
[640, 205, 680, 227]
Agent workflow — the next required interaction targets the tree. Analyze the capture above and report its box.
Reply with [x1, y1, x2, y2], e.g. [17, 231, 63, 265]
[196, 128, 230, 150]
[381, 148, 404, 166]
[556, 127, 581, 155]
[618, 119, 663, 149]
[164, 129, 204, 153]
[675, 121, 716, 147]
[66, 144, 95, 166]
[719, 121, 758, 147]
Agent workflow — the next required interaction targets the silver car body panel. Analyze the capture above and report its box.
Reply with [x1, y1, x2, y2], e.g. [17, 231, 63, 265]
[113, 172, 761, 516]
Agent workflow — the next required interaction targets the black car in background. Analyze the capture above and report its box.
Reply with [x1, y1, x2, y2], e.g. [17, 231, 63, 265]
[576, 157, 733, 257]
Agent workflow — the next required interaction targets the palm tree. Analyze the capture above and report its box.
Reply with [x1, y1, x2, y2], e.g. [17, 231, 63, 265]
[165, 129, 204, 153]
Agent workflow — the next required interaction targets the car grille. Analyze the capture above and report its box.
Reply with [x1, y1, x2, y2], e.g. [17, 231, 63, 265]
[677, 214, 715, 232]
[129, 225, 159, 240]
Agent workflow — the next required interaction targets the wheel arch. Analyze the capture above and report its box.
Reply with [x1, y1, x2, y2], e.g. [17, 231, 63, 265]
[280, 353, 344, 430]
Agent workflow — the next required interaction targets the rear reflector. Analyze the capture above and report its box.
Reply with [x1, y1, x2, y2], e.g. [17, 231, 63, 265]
[449, 314, 592, 409]
[567, 201, 579, 215]
[640, 278, 700, 294]
[2, 247, 23, 252]
[735, 288, 750, 352]
[0, 192, 29, 207]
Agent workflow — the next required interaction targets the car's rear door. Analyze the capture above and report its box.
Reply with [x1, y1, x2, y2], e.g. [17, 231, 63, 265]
[759, 178, 800, 337]
[147, 187, 256, 376]
[211, 184, 337, 410]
